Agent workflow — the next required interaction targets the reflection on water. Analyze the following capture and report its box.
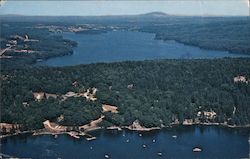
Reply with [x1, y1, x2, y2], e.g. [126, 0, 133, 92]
[1, 126, 249, 159]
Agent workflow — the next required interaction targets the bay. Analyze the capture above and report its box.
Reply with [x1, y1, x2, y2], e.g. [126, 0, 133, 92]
[1, 126, 249, 159]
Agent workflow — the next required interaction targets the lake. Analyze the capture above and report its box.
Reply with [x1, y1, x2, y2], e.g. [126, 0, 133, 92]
[1, 126, 249, 159]
[38, 31, 249, 66]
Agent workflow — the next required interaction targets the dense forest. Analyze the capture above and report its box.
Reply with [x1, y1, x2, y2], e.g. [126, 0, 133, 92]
[1, 59, 250, 130]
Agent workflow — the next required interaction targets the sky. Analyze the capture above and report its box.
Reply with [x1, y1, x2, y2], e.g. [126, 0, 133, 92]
[0, 0, 249, 16]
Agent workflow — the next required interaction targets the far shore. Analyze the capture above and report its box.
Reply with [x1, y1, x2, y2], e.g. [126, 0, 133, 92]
[1, 122, 249, 139]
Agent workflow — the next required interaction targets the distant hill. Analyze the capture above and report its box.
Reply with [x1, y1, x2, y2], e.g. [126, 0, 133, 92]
[139, 12, 170, 17]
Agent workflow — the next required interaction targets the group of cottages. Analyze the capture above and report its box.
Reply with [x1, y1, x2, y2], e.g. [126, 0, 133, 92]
[197, 110, 217, 120]
[32, 88, 98, 102]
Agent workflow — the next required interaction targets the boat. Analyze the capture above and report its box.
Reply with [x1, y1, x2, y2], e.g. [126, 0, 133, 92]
[143, 144, 147, 148]
[157, 152, 162, 156]
[104, 154, 109, 158]
[172, 135, 177, 138]
[152, 139, 156, 142]
[85, 134, 96, 141]
[193, 147, 202, 152]
[86, 136, 96, 141]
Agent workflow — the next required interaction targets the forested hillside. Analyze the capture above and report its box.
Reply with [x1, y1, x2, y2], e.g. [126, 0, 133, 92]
[139, 17, 250, 55]
[1, 59, 250, 130]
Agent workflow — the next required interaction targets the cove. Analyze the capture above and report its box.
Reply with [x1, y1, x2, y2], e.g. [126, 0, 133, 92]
[37, 31, 249, 67]
[1, 126, 249, 159]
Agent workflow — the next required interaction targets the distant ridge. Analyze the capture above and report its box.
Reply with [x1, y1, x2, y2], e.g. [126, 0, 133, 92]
[1, 12, 171, 18]
[139, 12, 170, 17]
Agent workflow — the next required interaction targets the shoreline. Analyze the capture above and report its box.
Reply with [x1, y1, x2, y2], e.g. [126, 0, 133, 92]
[181, 122, 250, 129]
[1, 123, 249, 139]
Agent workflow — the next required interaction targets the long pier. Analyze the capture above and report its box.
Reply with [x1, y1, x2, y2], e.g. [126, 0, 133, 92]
[0, 45, 13, 56]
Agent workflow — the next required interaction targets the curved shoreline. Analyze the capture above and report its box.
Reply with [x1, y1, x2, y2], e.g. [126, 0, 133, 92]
[1, 123, 249, 139]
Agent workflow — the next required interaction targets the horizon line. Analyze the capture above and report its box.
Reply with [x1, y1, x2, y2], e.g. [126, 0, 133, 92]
[1, 12, 249, 17]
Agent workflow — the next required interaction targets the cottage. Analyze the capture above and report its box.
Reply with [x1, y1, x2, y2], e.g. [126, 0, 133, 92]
[57, 115, 64, 122]
[204, 111, 216, 119]
[197, 111, 202, 117]
[64, 91, 77, 97]
[82, 88, 97, 101]
[234, 76, 248, 83]
[22, 102, 29, 107]
[0, 123, 20, 133]
[33, 92, 45, 101]
[183, 119, 193, 125]
[72, 81, 78, 87]
[127, 84, 134, 89]
[92, 87, 98, 95]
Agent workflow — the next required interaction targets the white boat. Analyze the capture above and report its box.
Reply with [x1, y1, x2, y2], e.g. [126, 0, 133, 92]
[193, 147, 202, 152]
[157, 152, 162, 156]
[172, 135, 177, 138]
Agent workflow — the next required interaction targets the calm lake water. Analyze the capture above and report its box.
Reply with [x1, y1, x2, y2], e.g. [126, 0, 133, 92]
[1, 126, 249, 159]
[38, 31, 249, 66]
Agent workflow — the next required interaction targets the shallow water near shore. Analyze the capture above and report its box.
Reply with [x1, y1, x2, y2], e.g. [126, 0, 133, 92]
[37, 31, 249, 67]
[1, 126, 249, 159]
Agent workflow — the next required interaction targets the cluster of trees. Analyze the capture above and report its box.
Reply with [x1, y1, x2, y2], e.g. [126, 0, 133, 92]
[1, 58, 250, 130]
